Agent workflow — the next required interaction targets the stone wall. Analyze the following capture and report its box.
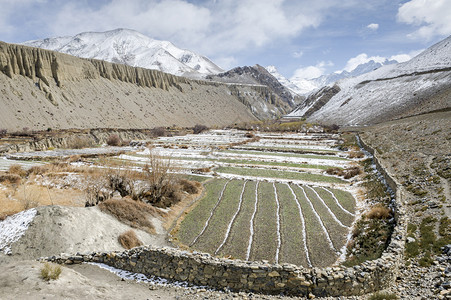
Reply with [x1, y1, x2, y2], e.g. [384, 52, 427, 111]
[45, 136, 408, 297]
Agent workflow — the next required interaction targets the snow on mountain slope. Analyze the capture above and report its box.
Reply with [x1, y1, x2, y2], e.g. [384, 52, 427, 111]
[286, 59, 399, 96]
[22, 28, 223, 78]
[287, 35, 451, 125]
[265, 66, 316, 95]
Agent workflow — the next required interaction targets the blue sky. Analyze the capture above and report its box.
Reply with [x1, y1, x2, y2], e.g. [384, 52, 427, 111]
[1, 0, 450, 80]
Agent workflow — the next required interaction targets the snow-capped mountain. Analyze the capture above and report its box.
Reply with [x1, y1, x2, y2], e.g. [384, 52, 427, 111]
[287, 35, 451, 125]
[22, 28, 224, 78]
[272, 59, 399, 96]
[311, 59, 398, 87]
[265, 66, 316, 96]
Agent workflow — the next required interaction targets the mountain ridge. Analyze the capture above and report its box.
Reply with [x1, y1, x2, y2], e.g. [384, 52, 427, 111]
[287, 35, 451, 125]
[22, 28, 224, 78]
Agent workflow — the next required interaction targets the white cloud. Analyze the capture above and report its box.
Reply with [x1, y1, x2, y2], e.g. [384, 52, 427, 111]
[389, 49, 423, 62]
[343, 49, 423, 72]
[397, 0, 451, 39]
[291, 61, 333, 80]
[293, 51, 304, 58]
[344, 54, 386, 72]
[367, 23, 379, 30]
[214, 56, 238, 71]
[8, 0, 348, 58]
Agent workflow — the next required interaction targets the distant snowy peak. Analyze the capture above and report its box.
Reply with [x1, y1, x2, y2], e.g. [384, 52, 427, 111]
[22, 28, 224, 77]
[280, 59, 400, 96]
[265, 66, 316, 95]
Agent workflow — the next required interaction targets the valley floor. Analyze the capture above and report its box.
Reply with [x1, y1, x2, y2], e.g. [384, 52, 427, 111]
[0, 112, 449, 299]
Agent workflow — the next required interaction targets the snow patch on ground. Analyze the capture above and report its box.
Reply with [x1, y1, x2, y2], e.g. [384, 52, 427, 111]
[88, 262, 212, 290]
[0, 208, 37, 254]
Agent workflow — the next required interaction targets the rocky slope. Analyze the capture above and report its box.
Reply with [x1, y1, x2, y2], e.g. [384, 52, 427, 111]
[0, 42, 289, 131]
[22, 28, 223, 78]
[206, 64, 302, 108]
[287, 35, 451, 125]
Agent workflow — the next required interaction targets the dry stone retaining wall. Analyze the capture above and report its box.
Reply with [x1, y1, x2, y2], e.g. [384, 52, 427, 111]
[45, 135, 407, 297]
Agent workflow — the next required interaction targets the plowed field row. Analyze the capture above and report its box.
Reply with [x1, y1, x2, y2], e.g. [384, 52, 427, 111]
[176, 179, 356, 267]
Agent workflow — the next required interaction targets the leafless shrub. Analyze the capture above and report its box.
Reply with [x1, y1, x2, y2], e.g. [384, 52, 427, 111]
[193, 167, 212, 173]
[343, 166, 362, 179]
[349, 151, 364, 159]
[118, 230, 143, 249]
[8, 164, 26, 177]
[0, 173, 22, 185]
[140, 152, 180, 208]
[323, 124, 340, 133]
[151, 127, 167, 137]
[193, 124, 208, 134]
[67, 136, 93, 149]
[178, 178, 201, 194]
[84, 175, 110, 207]
[0, 128, 7, 136]
[326, 167, 343, 176]
[106, 134, 121, 146]
[326, 166, 361, 179]
[367, 205, 391, 219]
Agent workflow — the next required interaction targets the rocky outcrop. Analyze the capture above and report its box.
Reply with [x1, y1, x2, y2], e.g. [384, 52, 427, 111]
[0, 42, 286, 131]
[288, 85, 341, 119]
[206, 64, 301, 109]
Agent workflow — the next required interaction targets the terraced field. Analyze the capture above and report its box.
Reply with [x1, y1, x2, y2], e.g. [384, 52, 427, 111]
[167, 130, 360, 267]
[176, 179, 356, 267]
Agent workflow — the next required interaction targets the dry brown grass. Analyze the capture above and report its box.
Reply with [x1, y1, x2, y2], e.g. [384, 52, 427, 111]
[0, 181, 85, 219]
[0, 173, 22, 185]
[118, 230, 143, 249]
[326, 166, 361, 179]
[40, 262, 62, 281]
[107, 134, 121, 146]
[178, 179, 201, 194]
[99, 197, 164, 233]
[193, 167, 212, 173]
[8, 164, 27, 177]
[349, 150, 364, 159]
[367, 205, 391, 219]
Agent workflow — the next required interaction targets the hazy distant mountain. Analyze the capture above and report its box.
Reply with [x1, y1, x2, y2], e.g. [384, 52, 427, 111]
[287, 35, 451, 125]
[269, 59, 399, 96]
[22, 28, 224, 78]
[265, 66, 316, 96]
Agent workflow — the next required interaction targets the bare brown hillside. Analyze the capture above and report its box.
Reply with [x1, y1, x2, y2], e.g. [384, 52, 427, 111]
[0, 42, 290, 131]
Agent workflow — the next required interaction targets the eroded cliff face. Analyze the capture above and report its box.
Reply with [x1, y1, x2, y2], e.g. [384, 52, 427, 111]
[0, 42, 285, 130]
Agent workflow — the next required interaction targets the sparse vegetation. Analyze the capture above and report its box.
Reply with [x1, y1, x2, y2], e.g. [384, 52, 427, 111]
[193, 124, 208, 134]
[66, 136, 94, 149]
[106, 134, 121, 146]
[151, 126, 167, 137]
[118, 230, 143, 249]
[326, 166, 361, 179]
[367, 205, 391, 219]
[40, 262, 62, 281]
[99, 197, 160, 233]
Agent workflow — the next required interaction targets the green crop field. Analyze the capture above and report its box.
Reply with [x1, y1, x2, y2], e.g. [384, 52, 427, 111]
[215, 166, 345, 183]
[175, 179, 356, 267]
[224, 149, 349, 161]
